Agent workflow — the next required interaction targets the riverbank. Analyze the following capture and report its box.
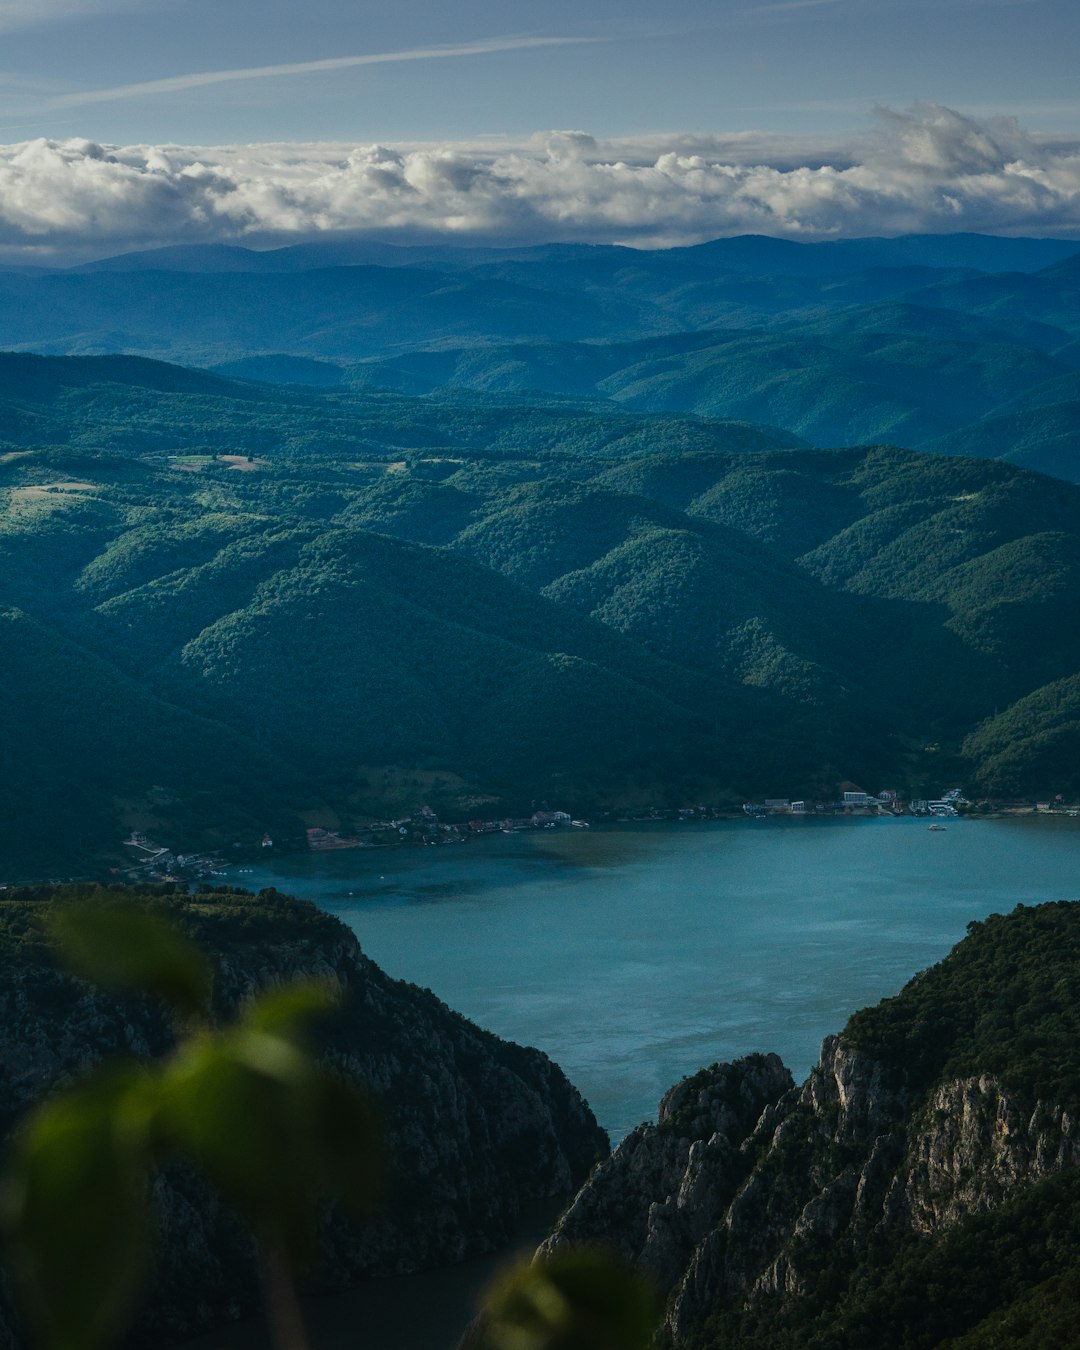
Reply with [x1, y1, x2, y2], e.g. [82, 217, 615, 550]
[226, 813, 1080, 1142]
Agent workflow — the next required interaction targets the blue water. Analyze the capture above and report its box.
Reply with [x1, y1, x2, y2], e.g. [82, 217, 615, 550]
[232, 815, 1080, 1140]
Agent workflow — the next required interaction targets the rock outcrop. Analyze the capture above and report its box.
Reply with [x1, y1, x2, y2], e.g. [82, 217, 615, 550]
[540, 901, 1080, 1348]
[0, 886, 608, 1346]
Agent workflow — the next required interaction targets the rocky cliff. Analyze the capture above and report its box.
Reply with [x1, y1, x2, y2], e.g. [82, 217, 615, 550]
[0, 885, 608, 1346]
[543, 901, 1080, 1349]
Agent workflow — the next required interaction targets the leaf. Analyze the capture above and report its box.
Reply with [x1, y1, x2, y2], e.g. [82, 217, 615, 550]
[479, 1251, 659, 1350]
[243, 980, 341, 1043]
[157, 1012, 385, 1263]
[308, 1072, 386, 1218]
[49, 900, 211, 1018]
[2, 1068, 158, 1350]
[157, 1031, 319, 1258]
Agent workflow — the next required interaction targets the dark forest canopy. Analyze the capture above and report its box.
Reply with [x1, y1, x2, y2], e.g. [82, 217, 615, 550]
[1, 352, 1079, 875]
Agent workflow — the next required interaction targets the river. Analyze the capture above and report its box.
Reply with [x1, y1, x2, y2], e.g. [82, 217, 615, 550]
[229, 813, 1080, 1141]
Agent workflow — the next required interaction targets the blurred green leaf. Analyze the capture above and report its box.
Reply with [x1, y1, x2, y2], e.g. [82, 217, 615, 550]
[480, 1250, 659, 1350]
[49, 901, 211, 1018]
[242, 980, 340, 1042]
[308, 1072, 386, 1218]
[6, 908, 386, 1346]
[157, 1033, 312, 1243]
[2, 1068, 158, 1350]
[157, 1023, 383, 1263]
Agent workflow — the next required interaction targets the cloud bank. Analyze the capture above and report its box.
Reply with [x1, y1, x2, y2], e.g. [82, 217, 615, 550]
[0, 106, 1078, 263]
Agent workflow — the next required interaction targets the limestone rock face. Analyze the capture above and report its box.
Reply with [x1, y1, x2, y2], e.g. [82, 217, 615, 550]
[0, 889, 608, 1346]
[542, 1056, 793, 1299]
[901, 1076, 1080, 1233]
[545, 1030, 1080, 1344]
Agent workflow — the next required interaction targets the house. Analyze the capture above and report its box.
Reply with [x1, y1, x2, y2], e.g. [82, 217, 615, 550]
[764, 799, 791, 813]
[306, 827, 363, 850]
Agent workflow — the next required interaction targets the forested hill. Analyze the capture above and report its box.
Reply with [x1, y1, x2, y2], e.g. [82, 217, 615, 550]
[0, 883, 607, 1345]
[2, 357, 1080, 876]
[0, 230, 1077, 482]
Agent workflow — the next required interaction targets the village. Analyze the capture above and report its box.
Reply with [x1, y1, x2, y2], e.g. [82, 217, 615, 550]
[113, 832, 229, 885]
[305, 806, 592, 852]
[47, 782, 1077, 890]
[740, 785, 966, 818]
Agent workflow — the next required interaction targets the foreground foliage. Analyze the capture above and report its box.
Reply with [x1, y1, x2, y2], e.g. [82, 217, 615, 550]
[1, 894, 646, 1350]
[3, 899, 383, 1350]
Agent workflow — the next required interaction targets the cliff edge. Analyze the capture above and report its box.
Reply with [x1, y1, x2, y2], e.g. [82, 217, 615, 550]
[0, 885, 608, 1346]
[543, 901, 1080, 1348]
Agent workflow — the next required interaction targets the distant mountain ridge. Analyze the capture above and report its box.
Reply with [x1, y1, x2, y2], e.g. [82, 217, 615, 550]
[2, 233, 1074, 480]
[66, 232, 1080, 277]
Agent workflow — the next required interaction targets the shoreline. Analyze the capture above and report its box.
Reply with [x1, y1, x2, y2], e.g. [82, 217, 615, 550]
[1, 802, 1074, 894]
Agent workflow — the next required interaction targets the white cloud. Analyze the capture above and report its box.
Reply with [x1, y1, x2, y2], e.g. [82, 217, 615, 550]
[0, 106, 1077, 263]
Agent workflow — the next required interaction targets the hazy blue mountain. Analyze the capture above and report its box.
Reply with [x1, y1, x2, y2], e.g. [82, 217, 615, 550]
[907, 258, 1080, 336]
[0, 235, 1074, 495]
[72, 232, 1080, 277]
[0, 234, 1076, 371]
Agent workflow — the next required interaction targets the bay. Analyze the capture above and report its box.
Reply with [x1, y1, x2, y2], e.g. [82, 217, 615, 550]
[231, 815, 1080, 1140]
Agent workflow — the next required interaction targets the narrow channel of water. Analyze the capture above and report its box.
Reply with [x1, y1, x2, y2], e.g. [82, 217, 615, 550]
[233, 814, 1080, 1140]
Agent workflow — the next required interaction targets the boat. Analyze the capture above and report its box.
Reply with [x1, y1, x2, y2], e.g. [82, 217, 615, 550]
[928, 823, 947, 832]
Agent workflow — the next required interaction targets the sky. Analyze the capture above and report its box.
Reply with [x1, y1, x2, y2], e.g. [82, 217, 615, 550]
[0, 0, 1078, 259]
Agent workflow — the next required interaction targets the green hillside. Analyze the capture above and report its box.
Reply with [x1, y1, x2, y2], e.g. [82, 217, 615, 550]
[962, 675, 1080, 795]
[2, 352, 1080, 877]
[339, 324, 1080, 477]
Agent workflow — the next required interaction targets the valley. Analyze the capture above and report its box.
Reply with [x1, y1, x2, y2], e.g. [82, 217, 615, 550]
[2, 231, 1080, 1350]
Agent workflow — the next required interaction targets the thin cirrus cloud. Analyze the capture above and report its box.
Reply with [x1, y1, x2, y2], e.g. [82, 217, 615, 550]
[0, 0, 156, 35]
[0, 106, 1078, 263]
[41, 35, 599, 111]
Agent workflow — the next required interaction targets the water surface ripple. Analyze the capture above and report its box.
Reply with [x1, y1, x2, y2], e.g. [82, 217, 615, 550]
[234, 816, 1080, 1139]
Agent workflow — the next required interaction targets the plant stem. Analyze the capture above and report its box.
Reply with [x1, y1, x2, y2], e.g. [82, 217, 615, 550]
[260, 1244, 313, 1350]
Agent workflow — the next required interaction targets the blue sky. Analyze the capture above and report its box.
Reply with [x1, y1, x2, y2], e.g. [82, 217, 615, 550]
[3, 0, 1078, 144]
[0, 0, 1077, 257]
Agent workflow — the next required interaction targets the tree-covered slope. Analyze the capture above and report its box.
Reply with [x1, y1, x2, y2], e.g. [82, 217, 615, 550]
[339, 323, 1080, 476]
[3, 364, 1080, 873]
[961, 674, 1080, 796]
[0, 606, 317, 876]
